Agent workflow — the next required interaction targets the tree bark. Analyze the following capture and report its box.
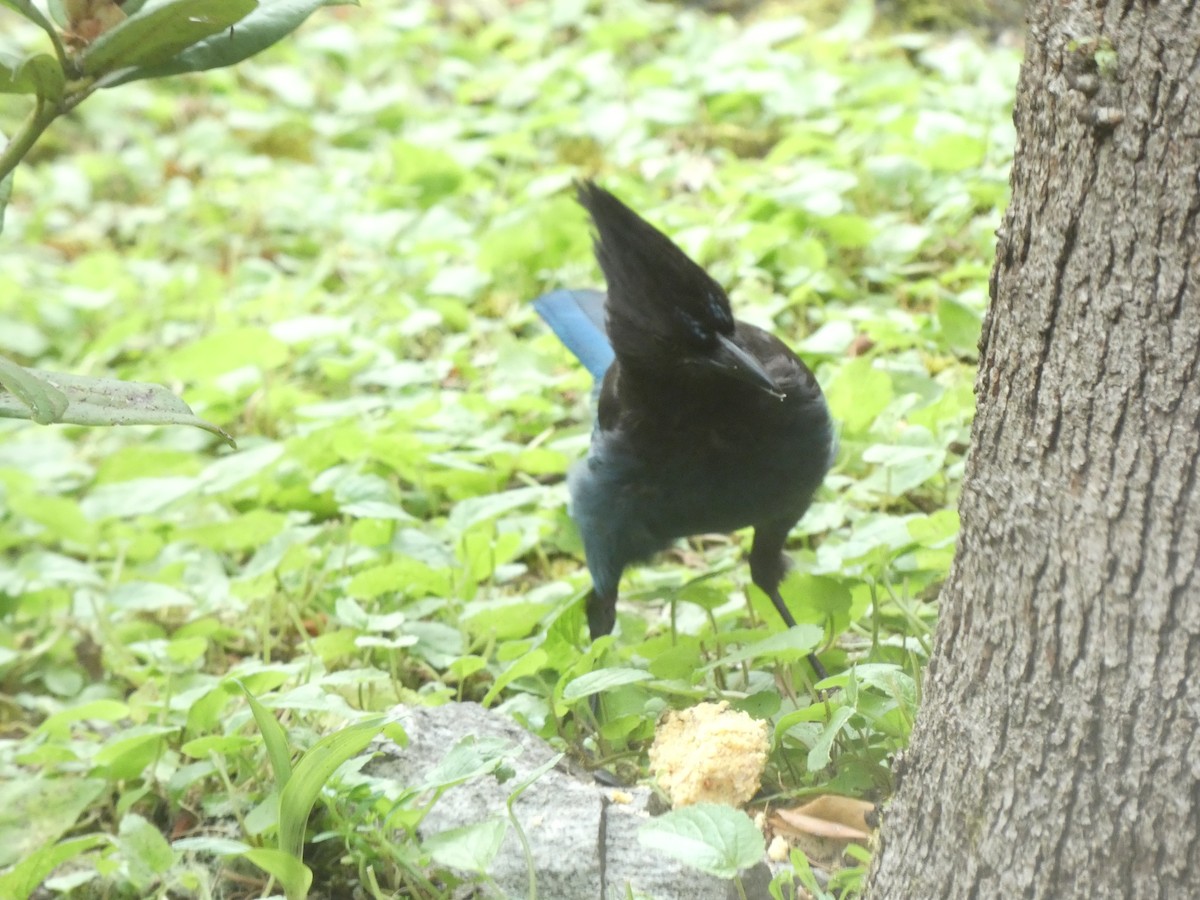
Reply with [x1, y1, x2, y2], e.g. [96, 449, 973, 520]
[869, 2, 1200, 897]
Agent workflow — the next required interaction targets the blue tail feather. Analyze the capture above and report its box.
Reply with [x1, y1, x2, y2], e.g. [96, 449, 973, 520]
[533, 289, 614, 381]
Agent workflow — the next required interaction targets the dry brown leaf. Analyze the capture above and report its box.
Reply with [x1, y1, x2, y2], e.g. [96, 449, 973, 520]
[772, 810, 870, 842]
[65, 0, 127, 42]
[772, 794, 875, 841]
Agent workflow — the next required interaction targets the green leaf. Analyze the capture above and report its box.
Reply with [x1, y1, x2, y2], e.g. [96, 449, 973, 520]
[638, 804, 765, 880]
[420, 736, 513, 792]
[0, 834, 109, 900]
[0, 356, 68, 423]
[424, 818, 507, 874]
[172, 836, 251, 855]
[780, 574, 853, 620]
[860, 438, 945, 497]
[7, 491, 95, 545]
[907, 509, 959, 544]
[115, 813, 174, 892]
[824, 357, 894, 434]
[937, 296, 983, 357]
[159, 326, 289, 380]
[180, 734, 256, 757]
[277, 717, 385, 860]
[713, 626, 823, 668]
[0, 144, 10, 234]
[807, 705, 855, 771]
[0, 777, 107, 868]
[80, 0, 259, 76]
[37, 700, 130, 740]
[819, 663, 916, 702]
[110, 0, 352, 84]
[243, 847, 313, 900]
[0, 53, 65, 101]
[507, 752, 564, 799]
[482, 648, 548, 707]
[504, 752, 564, 900]
[0, 0, 58, 34]
[0, 361, 235, 445]
[240, 683, 294, 791]
[448, 486, 543, 531]
[562, 667, 653, 700]
[94, 726, 178, 780]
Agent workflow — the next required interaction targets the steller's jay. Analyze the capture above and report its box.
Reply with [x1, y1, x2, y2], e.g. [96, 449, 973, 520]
[535, 182, 836, 676]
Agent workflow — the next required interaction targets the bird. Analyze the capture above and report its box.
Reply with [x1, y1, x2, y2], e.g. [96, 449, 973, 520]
[535, 181, 836, 677]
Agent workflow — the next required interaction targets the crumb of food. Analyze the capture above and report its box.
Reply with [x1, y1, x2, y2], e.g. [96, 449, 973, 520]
[648, 701, 770, 808]
[768, 834, 791, 862]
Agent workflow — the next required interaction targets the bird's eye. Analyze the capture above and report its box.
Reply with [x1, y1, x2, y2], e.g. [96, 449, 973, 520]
[705, 290, 733, 330]
[675, 309, 714, 349]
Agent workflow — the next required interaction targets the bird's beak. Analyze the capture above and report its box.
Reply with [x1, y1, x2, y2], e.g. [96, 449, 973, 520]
[709, 333, 785, 399]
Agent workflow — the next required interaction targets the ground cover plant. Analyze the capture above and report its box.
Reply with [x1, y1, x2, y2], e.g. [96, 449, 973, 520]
[0, 0, 1019, 895]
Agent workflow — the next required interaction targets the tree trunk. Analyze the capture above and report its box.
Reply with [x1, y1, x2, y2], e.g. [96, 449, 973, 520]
[869, 3, 1200, 897]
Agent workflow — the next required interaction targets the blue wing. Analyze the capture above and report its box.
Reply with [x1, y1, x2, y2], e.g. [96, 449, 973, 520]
[533, 288, 614, 381]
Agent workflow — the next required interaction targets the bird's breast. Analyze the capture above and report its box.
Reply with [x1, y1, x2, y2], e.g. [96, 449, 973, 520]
[581, 392, 833, 540]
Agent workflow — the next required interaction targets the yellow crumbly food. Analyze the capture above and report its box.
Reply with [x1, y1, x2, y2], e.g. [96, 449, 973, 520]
[648, 701, 770, 808]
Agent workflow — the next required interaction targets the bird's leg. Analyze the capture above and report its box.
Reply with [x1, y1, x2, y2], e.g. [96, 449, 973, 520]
[749, 522, 827, 681]
[585, 586, 618, 640]
[583, 585, 619, 721]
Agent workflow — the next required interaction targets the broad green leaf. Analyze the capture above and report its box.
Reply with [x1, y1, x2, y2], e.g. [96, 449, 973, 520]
[420, 736, 514, 792]
[925, 133, 987, 173]
[424, 818, 507, 874]
[94, 726, 178, 780]
[0, 53, 64, 101]
[180, 734, 256, 757]
[0, 0, 57, 34]
[37, 700, 129, 740]
[0, 834, 108, 900]
[798, 320, 857, 356]
[645, 639, 704, 681]
[160, 326, 288, 380]
[448, 486, 543, 531]
[907, 509, 959, 544]
[859, 440, 945, 497]
[779, 574, 853, 619]
[110, 581, 193, 612]
[80, 0, 258, 76]
[807, 705, 855, 771]
[712, 625, 823, 668]
[347, 559, 453, 600]
[638, 804, 765, 880]
[562, 667, 653, 700]
[0, 356, 68, 424]
[115, 813, 174, 892]
[482, 647, 548, 707]
[0, 778, 106, 868]
[110, 0, 352, 84]
[937, 296, 983, 357]
[674, 581, 731, 612]
[172, 836, 251, 855]
[6, 491, 95, 545]
[0, 363, 234, 445]
[759, 573, 861, 636]
[819, 663, 917, 702]
[175, 508, 288, 551]
[824, 357, 893, 434]
[277, 717, 385, 859]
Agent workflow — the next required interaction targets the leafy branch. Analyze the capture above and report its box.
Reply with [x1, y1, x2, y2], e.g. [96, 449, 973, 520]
[0, 0, 353, 438]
